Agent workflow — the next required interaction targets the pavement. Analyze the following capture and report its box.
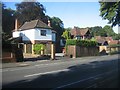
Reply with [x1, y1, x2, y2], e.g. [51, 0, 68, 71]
[1, 53, 67, 69]
[1, 54, 119, 69]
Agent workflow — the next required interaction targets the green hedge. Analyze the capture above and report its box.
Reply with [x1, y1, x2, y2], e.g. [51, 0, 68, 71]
[108, 44, 120, 47]
[66, 39, 98, 47]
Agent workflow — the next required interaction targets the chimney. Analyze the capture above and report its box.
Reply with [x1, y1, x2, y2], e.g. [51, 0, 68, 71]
[48, 20, 51, 27]
[15, 19, 18, 31]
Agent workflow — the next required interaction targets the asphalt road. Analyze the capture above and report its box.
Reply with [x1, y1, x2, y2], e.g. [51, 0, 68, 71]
[2, 54, 120, 89]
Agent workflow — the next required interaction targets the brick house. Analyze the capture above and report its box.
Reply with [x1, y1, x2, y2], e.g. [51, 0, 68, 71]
[95, 36, 119, 46]
[70, 26, 91, 40]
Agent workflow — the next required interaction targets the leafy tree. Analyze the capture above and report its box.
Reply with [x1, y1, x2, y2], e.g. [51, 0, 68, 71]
[99, 1, 120, 27]
[89, 26, 103, 36]
[89, 25, 116, 37]
[2, 3, 15, 35]
[102, 25, 115, 36]
[112, 33, 120, 40]
[50, 17, 64, 52]
[15, 1, 46, 25]
[62, 28, 71, 40]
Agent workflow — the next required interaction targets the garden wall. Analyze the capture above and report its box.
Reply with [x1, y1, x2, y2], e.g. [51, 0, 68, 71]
[2, 44, 23, 63]
[67, 45, 99, 58]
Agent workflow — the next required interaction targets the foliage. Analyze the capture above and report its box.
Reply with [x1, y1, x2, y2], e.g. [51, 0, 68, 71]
[2, 32, 12, 44]
[90, 37, 96, 41]
[2, 3, 15, 35]
[15, 1, 46, 25]
[33, 44, 45, 54]
[66, 39, 98, 47]
[89, 25, 117, 38]
[50, 17, 64, 52]
[99, 1, 120, 27]
[102, 25, 115, 36]
[89, 26, 103, 37]
[62, 29, 71, 40]
[112, 33, 120, 40]
[108, 44, 120, 47]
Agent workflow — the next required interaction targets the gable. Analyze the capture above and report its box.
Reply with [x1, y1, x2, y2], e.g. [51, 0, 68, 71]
[70, 27, 90, 36]
[18, 19, 52, 31]
[80, 29, 90, 36]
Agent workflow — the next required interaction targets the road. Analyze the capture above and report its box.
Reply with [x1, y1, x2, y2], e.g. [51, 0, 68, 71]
[2, 54, 120, 89]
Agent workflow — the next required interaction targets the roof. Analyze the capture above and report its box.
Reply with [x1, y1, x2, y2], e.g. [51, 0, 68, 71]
[105, 37, 113, 41]
[108, 40, 119, 45]
[95, 36, 119, 45]
[80, 28, 89, 36]
[95, 36, 113, 42]
[70, 27, 90, 36]
[18, 19, 52, 31]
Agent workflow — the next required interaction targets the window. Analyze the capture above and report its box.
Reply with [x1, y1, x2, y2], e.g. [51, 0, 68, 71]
[41, 30, 46, 36]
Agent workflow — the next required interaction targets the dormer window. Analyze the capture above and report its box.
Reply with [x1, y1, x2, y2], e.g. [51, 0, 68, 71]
[41, 30, 46, 36]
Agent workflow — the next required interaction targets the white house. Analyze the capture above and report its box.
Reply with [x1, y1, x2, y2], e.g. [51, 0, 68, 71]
[13, 19, 56, 43]
[13, 19, 56, 56]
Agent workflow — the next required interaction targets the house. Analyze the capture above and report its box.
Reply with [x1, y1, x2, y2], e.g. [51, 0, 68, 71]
[95, 36, 120, 54]
[108, 40, 119, 45]
[95, 36, 109, 45]
[12, 19, 56, 59]
[70, 26, 91, 40]
[95, 36, 120, 46]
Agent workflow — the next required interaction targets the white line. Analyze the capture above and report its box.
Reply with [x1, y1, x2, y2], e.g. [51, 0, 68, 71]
[87, 84, 97, 88]
[56, 69, 117, 89]
[24, 69, 69, 77]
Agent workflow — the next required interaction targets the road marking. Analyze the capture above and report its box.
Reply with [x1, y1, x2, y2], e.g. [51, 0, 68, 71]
[55, 69, 117, 89]
[34, 62, 64, 67]
[87, 84, 97, 88]
[24, 69, 69, 78]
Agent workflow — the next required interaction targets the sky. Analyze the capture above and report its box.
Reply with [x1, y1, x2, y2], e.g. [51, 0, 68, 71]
[3, 1, 118, 33]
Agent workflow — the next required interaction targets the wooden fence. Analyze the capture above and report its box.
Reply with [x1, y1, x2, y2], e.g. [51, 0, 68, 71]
[66, 45, 99, 58]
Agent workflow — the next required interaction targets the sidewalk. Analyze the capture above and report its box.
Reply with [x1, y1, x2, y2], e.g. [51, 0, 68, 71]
[1, 53, 66, 69]
[1, 60, 49, 69]
[1, 54, 115, 69]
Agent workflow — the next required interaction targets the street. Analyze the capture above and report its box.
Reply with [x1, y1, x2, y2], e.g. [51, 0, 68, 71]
[2, 54, 120, 89]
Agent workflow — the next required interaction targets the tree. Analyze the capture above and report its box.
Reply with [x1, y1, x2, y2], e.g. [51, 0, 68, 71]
[2, 3, 15, 35]
[112, 33, 120, 40]
[89, 26, 103, 36]
[89, 26, 106, 37]
[99, 1, 120, 27]
[15, 1, 46, 25]
[102, 25, 115, 36]
[50, 17, 64, 52]
[62, 28, 71, 40]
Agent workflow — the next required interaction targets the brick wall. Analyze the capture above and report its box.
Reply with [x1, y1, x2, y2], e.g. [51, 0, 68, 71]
[66, 45, 99, 58]
[2, 51, 16, 63]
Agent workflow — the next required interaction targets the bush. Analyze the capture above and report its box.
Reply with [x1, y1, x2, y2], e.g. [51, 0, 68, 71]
[66, 39, 97, 47]
[33, 44, 45, 54]
[108, 44, 120, 47]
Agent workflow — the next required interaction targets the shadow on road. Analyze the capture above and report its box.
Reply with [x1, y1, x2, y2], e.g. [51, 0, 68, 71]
[23, 55, 51, 62]
[2, 57, 120, 89]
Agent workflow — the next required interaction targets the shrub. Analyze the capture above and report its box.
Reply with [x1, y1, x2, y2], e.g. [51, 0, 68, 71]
[33, 44, 45, 54]
[66, 39, 97, 47]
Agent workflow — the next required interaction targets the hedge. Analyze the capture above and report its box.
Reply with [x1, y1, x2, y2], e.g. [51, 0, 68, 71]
[108, 44, 120, 47]
[66, 39, 98, 47]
